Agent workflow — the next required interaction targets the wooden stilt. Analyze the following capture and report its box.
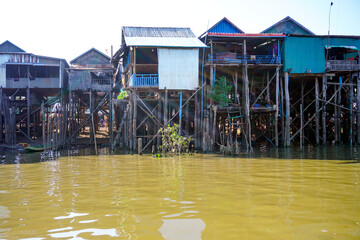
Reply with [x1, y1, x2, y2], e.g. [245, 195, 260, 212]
[280, 74, 285, 145]
[185, 92, 190, 137]
[90, 91, 94, 144]
[350, 76, 354, 145]
[157, 92, 162, 149]
[194, 90, 200, 148]
[357, 72, 360, 144]
[334, 85, 338, 143]
[284, 72, 290, 147]
[322, 74, 327, 144]
[164, 89, 168, 127]
[338, 84, 342, 142]
[242, 39, 252, 152]
[275, 67, 279, 147]
[179, 90, 183, 134]
[300, 80, 304, 146]
[212, 105, 217, 150]
[109, 87, 113, 149]
[315, 77, 320, 144]
[42, 102, 46, 152]
[133, 91, 137, 150]
[300, 103, 303, 148]
[27, 86, 30, 140]
[129, 95, 133, 150]
[0, 87, 2, 143]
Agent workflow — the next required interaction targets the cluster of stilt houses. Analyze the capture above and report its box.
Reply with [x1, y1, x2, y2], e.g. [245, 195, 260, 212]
[1, 16, 359, 153]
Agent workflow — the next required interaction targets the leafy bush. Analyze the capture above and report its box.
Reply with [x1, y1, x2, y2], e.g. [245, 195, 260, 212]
[158, 124, 192, 156]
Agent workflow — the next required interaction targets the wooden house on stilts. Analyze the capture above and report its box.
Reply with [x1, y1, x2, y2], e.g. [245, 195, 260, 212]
[263, 16, 360, 147]
[0, 40, 68, 145]
[199, 18, 284, 152]
[67, 48, 115, 148]
[111, 26, 206, 152]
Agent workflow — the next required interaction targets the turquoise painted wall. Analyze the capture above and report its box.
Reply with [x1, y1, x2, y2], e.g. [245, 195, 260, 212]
[283, 37, 325, 73]
[283, 36, 360, 74]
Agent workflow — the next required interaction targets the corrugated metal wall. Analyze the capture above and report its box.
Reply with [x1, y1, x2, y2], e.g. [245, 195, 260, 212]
[158, 48, 199, 90]
[283, 37, 325, 74]
[209, 20, 243, 34]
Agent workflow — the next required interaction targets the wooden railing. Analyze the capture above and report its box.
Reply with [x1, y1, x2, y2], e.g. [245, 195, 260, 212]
[208, 53, 281, 65]
[326, 60, 360, 71]
[130, 74, 159, 87]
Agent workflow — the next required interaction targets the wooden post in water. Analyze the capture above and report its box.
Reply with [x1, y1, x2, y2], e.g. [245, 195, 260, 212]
[315, 77, 320, 144]
[133, 91, 137, 150]
[185, 92, 190, 137]
[42, 102, 46, 151]
[300, 80, 305, 147]
[164, 89, 168, 127]
[194, 90, 200, 149]
[275, 67, 279, 147]
[322, 74, 327, 144]
[357, 73, 360, 144]
[0, 87, 2, 143]
[212, 105, 217, 149]
[109, 86, 113, 149]
[138, 138, 142, 155]
[280, 74, 285, 145]
[242, 39, 252, 152]
[27, 86, 30, 140]
[89, 91, 94, 144]
[179, 90, 183, 134]
[337, 83, 342, 143]
[300, 103, 303, 148]
[284, 72, 290, 147]
[129, 94, 133, 150]
[334, 85, 338, 144]
[350, 76, 354, 145]
[157, 91, 162, 149]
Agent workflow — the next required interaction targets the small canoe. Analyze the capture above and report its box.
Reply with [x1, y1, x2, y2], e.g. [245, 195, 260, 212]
[25, 145, 44, 152]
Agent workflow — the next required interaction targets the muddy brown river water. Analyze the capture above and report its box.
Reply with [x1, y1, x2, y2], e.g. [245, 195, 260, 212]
[0, 146, 360, 239]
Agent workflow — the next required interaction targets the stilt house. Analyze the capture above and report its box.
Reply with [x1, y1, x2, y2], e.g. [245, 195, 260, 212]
[262, 16, 360, 147]
[199, 18, 285, 151]
[0, 40, 68, 144]
[111, 26, 206, 150]
[67, 48, 115, 145]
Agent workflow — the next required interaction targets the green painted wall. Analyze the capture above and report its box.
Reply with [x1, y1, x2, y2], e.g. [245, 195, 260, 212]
[283, 36, 360, 74]
[283, 37, 325, 73]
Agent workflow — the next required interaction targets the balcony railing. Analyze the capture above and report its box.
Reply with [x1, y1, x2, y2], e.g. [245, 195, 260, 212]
[130, 74, 159, 87]
[326, 60, 360, 72]
[208, 53, 281, 65]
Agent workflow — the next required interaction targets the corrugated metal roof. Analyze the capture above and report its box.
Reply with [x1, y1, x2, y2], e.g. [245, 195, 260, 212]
[123, 27, 196, 38]
[124, 37, 207, 48]
[207, 33, 286, 37]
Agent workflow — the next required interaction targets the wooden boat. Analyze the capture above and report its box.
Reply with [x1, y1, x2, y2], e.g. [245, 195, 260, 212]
[25, 145, 44, 152]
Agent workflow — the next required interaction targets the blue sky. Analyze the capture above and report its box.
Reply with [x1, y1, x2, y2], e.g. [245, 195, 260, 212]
[1, 0, 359, 61]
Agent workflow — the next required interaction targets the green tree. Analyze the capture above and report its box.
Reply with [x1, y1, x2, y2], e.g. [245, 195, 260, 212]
[210, 76, 232, 106]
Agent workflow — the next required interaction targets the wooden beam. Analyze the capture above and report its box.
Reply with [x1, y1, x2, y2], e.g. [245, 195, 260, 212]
[322, 74, 327, 144]
[275, 67, 279, 147]
[284, 72, 290, 146]
[315, 77, 320, 144]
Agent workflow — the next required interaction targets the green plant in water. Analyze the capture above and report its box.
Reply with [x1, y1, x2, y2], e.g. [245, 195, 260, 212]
[210, 76, 232, 107]
[158, 124, 192, 157]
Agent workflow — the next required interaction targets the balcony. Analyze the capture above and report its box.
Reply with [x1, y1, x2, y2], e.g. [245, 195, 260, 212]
[208, 53, 281, 65]
[129, 74, 159, 88]
[326, 60, 360, 72]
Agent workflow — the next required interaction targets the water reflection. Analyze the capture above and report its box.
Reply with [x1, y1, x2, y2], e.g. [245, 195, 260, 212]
[159, 219, 205, 240]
